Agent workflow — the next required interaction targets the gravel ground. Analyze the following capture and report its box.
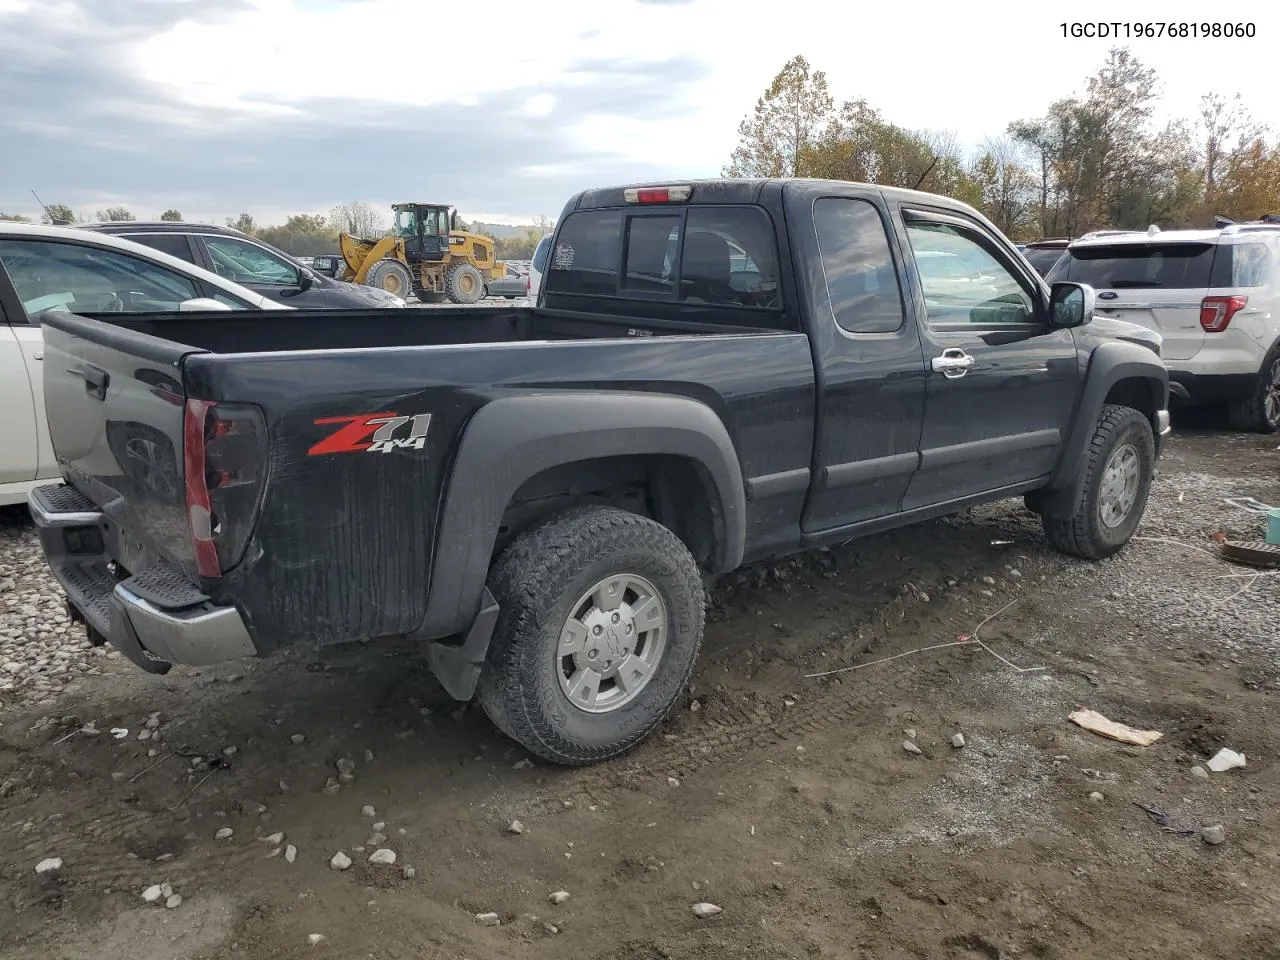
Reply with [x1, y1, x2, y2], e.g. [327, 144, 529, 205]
[1, 425, 1278, 960]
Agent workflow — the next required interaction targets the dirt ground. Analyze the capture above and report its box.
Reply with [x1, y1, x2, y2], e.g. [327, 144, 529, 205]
[2, 425, 1278, 960]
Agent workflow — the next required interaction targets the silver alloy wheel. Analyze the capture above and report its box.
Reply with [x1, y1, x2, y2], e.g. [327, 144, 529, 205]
[1098, 442, 1140, 528]
[1265, 358, 1280, 426]
[556, 573, 668, 714]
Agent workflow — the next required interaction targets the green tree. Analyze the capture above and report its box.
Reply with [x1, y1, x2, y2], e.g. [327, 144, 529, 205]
[726, 54, 834, 178]
[226, 213, 257, 234]
[96, 206, 136, 222]
[40, 203, 76, 224]
[160, 209, 183, 221]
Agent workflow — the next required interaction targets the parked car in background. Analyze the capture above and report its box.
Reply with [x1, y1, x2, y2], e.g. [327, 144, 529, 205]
[0, 221, 284, 506]
[1047, 221, 1280, 432]
[486, 263, 529, 299]
[528, 233, 552, 300]
[78, 222, 405, 309]
[1021, 238, 1072, 277]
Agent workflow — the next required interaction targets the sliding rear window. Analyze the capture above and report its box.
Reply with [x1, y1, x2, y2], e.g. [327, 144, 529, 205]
[1051, 242, 1216, 289]
[544, 205, 782, 312]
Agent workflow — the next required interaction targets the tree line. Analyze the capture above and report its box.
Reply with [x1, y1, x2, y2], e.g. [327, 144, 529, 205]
[1, 201, 555, 261]
[726, 48, 1280, 239]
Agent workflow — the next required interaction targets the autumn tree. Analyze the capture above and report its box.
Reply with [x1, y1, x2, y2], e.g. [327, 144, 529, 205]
[96, 206, 136, 222]
[160, 209, 183, 221]
[329, 201, 385, 238]
[726, 55, 834, 178]
[969, 137, 1037, 237]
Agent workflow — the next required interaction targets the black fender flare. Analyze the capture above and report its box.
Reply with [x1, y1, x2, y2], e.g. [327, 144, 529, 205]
[1035, 341, 1168, 514]
[417, 391, 746, 641]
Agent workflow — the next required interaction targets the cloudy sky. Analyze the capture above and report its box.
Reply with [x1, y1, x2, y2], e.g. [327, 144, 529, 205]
[1, 0, 1276, 226]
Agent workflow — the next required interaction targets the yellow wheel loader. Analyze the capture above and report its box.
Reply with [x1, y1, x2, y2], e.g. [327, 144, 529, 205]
[336, 203, 503, 304]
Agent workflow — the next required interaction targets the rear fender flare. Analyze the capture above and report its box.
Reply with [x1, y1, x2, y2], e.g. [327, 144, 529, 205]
[416, 392, 746, 640]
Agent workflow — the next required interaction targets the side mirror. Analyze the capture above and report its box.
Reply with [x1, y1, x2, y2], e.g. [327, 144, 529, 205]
[1048, 282, 1095, 328]
[297, 269, 315, 291]
[179, 297, 233, 312]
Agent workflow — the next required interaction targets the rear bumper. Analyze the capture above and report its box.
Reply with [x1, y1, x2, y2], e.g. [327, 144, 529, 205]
[28, 483, 257, 675]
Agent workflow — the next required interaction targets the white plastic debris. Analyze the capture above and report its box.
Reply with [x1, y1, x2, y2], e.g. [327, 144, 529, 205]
[1207, 748, 1246, 773]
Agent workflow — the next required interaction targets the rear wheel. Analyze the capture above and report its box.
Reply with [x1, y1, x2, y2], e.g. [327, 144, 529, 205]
[1227, 342, 1280, 434]
[476, 505, 705, 766]
[1041, 404, 1154, 560]
[365, 259, 413, 298]
[444, 263, 485, 304]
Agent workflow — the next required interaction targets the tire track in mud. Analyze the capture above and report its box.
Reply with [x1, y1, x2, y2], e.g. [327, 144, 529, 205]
[555, 611, 988, 802]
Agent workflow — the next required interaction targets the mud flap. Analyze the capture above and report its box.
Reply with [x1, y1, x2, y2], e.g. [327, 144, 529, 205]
[426, 587, 499, 701]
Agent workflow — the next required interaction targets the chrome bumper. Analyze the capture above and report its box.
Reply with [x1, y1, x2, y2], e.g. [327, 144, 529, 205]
[28, 483, 256, 674]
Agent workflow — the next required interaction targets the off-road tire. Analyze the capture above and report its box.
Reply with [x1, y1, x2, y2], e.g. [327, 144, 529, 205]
[444, 263, 485, 304]
[365, 258, 413, 298]
[1226, 341, 1280, 434]
[476, 505, 705, 766]
[1041, 404, 1155, 560]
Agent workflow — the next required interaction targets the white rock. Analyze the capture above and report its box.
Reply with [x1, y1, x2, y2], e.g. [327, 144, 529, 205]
[692, 902, 723, 919]
[360, 804, 377, 818]
[215, 827, 234, 841]
[475, 912, 501, 926]
[513, 759, 533, 770]
[951, 733, 966, 749]
[372, 821, 386, 831]
[368, 848, 397, 865]
[222, 746, 238, 757]
[307, 933, 328, 946]
[261, 832, 285, 845]
[35, 857, 62, 875]
[165, 894, 183, 909]
[1191, 765, 1210, 779]
[1207, 748, 1246, 773]
[667, 777, 680, 788]
[904, 728, 917, 740]
[549, 890, 571, 905]
[902, 740, 922, 755]
[1088, 791, 1105, 802]
[142, 884, 163, 903]
[506, 820, 524, 835]
[329, 851, 352, 871]
[290, 733, 306, 745]
[160, 883, 173, 898]
[284, 845, 297, 864]
[1202, 824, 1227, 845]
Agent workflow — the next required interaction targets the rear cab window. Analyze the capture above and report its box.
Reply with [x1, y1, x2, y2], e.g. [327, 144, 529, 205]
[544, 203, 784, 322]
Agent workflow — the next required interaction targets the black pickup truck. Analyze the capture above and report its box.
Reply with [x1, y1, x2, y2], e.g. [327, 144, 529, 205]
[19, 178, 1171, 766]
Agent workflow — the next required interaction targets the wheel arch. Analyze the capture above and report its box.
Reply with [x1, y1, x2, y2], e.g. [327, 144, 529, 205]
[1035, 343, 1168, 515]
[414, 392, 746, 642]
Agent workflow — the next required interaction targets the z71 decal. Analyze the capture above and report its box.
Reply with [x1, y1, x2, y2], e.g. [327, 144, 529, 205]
[308, 412, 432, 456]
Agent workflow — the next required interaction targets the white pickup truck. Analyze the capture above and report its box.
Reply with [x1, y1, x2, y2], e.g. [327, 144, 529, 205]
[0, 222, 285, 506]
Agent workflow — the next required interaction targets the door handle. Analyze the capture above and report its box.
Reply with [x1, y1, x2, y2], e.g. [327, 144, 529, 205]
[72, 364, 110, 400]
[931, 348, 975, 379]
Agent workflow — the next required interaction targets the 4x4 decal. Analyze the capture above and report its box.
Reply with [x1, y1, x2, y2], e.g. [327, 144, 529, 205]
[308, 412, 432, 456]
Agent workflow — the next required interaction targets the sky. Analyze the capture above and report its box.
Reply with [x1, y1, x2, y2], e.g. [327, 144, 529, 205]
[1, 0, 1277, 226]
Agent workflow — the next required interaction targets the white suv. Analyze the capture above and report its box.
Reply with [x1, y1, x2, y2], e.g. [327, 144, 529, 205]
[1047, 223, 1280, 432]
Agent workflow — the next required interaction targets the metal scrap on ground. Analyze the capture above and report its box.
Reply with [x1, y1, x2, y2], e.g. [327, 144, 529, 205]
[1068, 709, 1163, 746]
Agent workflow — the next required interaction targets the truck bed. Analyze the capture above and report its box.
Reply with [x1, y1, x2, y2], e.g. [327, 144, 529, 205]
[68, 303, 787, 355]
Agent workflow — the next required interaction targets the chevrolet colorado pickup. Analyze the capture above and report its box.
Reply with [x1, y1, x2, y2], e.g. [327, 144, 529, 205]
[23, 178, 1171, 766]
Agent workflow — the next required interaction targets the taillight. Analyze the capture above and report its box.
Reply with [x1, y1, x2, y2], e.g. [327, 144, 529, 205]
[183, 399, 267, 579]
[1200, 295, 1247, 332]
[623, 185, 692, 204]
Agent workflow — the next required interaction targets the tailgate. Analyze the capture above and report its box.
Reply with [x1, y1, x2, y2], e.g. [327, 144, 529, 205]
[40, 311, 205, 572]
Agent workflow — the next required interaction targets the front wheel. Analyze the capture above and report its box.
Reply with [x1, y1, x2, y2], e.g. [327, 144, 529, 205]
[1041, 404, 1155, 560]
[476, 505, 705, 766]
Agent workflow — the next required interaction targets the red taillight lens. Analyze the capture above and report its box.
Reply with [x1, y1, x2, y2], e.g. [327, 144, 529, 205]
[1200, 295, 1247, 332]
[183, 399, 268, 579]
[623, 184, 692, 204]
[183, 399, 220, 578]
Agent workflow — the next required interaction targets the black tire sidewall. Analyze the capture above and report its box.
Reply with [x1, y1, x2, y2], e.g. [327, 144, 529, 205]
[516, 540, 701, 754]
[1084, 411, 1154, 554]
